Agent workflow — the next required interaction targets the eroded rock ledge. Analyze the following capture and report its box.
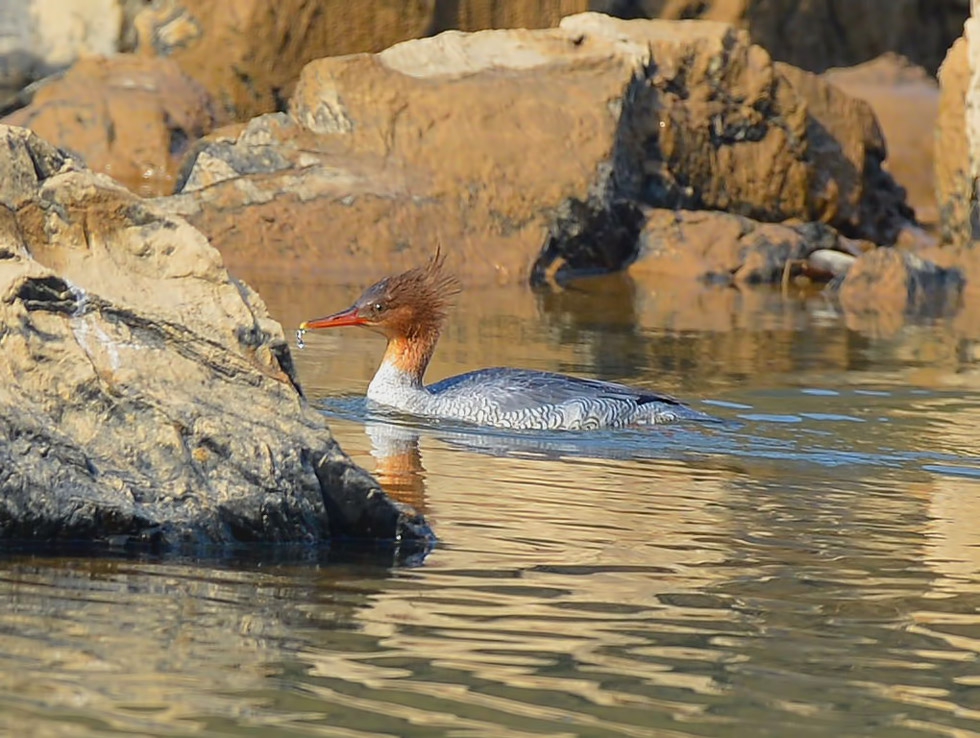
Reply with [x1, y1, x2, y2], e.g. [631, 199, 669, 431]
[0, 125, 430, 552]
[160, 13, 913, 290]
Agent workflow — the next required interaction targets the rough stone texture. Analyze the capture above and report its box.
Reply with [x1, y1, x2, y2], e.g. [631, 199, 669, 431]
[0, 125, 429, 551]
[825, 54, 940, 230]
[937, 37, 974, 246]
[132, 0, 439, 120]
[935, 3, 980, 250]
[131, 0, 611, 120]
[127, 0, 969, 123]
[626, 0, 969, 75]
[2, 55, 219, 197]
[629, 208, 859, 285]
[776, 62, 913, 244]
[161, 14, 911, 288]
[837, 247, 965, 320]
[0, 0, 130, 93]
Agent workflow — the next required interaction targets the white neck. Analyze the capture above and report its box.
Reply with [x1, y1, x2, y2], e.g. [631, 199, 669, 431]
[367, 359, 430, 412]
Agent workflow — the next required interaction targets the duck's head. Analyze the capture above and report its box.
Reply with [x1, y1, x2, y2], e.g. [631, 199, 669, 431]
[300, 250, 461, 340]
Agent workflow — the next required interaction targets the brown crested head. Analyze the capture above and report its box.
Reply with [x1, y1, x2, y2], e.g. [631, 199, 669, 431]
[301, 249, 461, 339]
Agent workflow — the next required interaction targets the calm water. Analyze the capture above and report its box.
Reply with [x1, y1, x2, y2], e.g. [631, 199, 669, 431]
[2, 273, 979, 737]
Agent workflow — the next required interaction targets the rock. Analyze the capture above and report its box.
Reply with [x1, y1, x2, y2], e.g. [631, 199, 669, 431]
[2, 55, 219, 197]
[776, 62, 914, 244]
[627, 209, 853, 285]
[0, 125, 430, 551]
[128, 0, 969, 123]
[0, 0, 132, 94]
[936, 35, 977, 246]
[836, 247, 965, 319]
[162, 14, 912, 287]
[632, 0, 968, 75]
[132, 0, 440, 120]
[824, 54, 940, 230]
[807, 249, 856, 279]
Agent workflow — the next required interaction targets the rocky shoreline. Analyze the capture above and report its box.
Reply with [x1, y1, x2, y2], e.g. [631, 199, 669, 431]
[0, 126, 430, 551]
[0, 1, 977, 547]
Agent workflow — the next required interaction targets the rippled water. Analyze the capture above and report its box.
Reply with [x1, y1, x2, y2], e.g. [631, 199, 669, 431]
[2, 273, 979, 737]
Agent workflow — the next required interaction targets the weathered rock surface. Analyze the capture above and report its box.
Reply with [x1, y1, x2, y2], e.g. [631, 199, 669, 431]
[836, 247, 965, 324]
[162, 13, 910, 288]
[936, 26, 980, 249]
[0, 125, 429, 551]
[2, 55, 218, 197]
[127, 0, 968, 123]
[628, 208, 863, 285]
[825, 54, 940, 230]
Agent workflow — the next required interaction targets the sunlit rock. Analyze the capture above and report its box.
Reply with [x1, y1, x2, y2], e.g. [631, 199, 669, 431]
[0, 125, 429, 550]
[836, 247, 965, 330]
[824, 53, 940, 230]
[162, 13, 912, 287]
[2, 55, 219, 197]
[627, 209, 864, 285]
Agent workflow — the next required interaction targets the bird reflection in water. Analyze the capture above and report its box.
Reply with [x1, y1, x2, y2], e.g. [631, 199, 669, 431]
[365, 422, 427, 513]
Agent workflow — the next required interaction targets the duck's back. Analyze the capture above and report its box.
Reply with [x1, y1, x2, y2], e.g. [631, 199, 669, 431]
[424, 368, 698, 430]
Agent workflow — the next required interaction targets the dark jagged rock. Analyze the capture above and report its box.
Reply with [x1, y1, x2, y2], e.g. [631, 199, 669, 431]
[0, 125, 430, 554]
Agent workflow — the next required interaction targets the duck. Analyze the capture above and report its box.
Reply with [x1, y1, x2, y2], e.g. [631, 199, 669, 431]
[300, 252, 707, 430]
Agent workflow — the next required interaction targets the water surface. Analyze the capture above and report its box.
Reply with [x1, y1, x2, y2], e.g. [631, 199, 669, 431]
[2, 274, 978, 737]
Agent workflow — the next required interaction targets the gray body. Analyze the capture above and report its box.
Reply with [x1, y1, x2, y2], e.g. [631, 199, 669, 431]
[367, 363, 703, 430]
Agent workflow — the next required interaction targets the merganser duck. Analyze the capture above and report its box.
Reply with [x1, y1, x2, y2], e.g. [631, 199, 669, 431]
[300, 253, 705, 430]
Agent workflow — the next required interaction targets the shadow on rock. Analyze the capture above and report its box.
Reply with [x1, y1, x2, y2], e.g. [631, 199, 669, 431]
[0, 125, 431, 557]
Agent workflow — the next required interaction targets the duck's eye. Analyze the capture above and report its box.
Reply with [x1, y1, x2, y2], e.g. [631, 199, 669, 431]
[372, 302, 386, 313]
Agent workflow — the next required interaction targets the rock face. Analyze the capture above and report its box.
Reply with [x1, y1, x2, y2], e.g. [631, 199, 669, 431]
[0, 125, 429, 550]
[128, 0, 968, 123]
[629, 209, 858, 285]
[162, 13, 910, 287]
[825, 54, 940, 231]
[2, 55, 219, 197]
[936, 29, 980, 247]
[132, 0, 439, 120]
[836, 247, 965, 320]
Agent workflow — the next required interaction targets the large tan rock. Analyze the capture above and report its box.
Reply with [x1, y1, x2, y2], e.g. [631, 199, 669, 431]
[775, 62, 912, 243]
[629, 209, 855, 285]
[162, 14, 910, 287]
[2, 55, 218, 197]
[0, 125, 428, 550]
[937, 29, 979, 247]
[129, 0, 968, 124]
[836, 247, 965, 334]
[131, 1, 611, 121]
